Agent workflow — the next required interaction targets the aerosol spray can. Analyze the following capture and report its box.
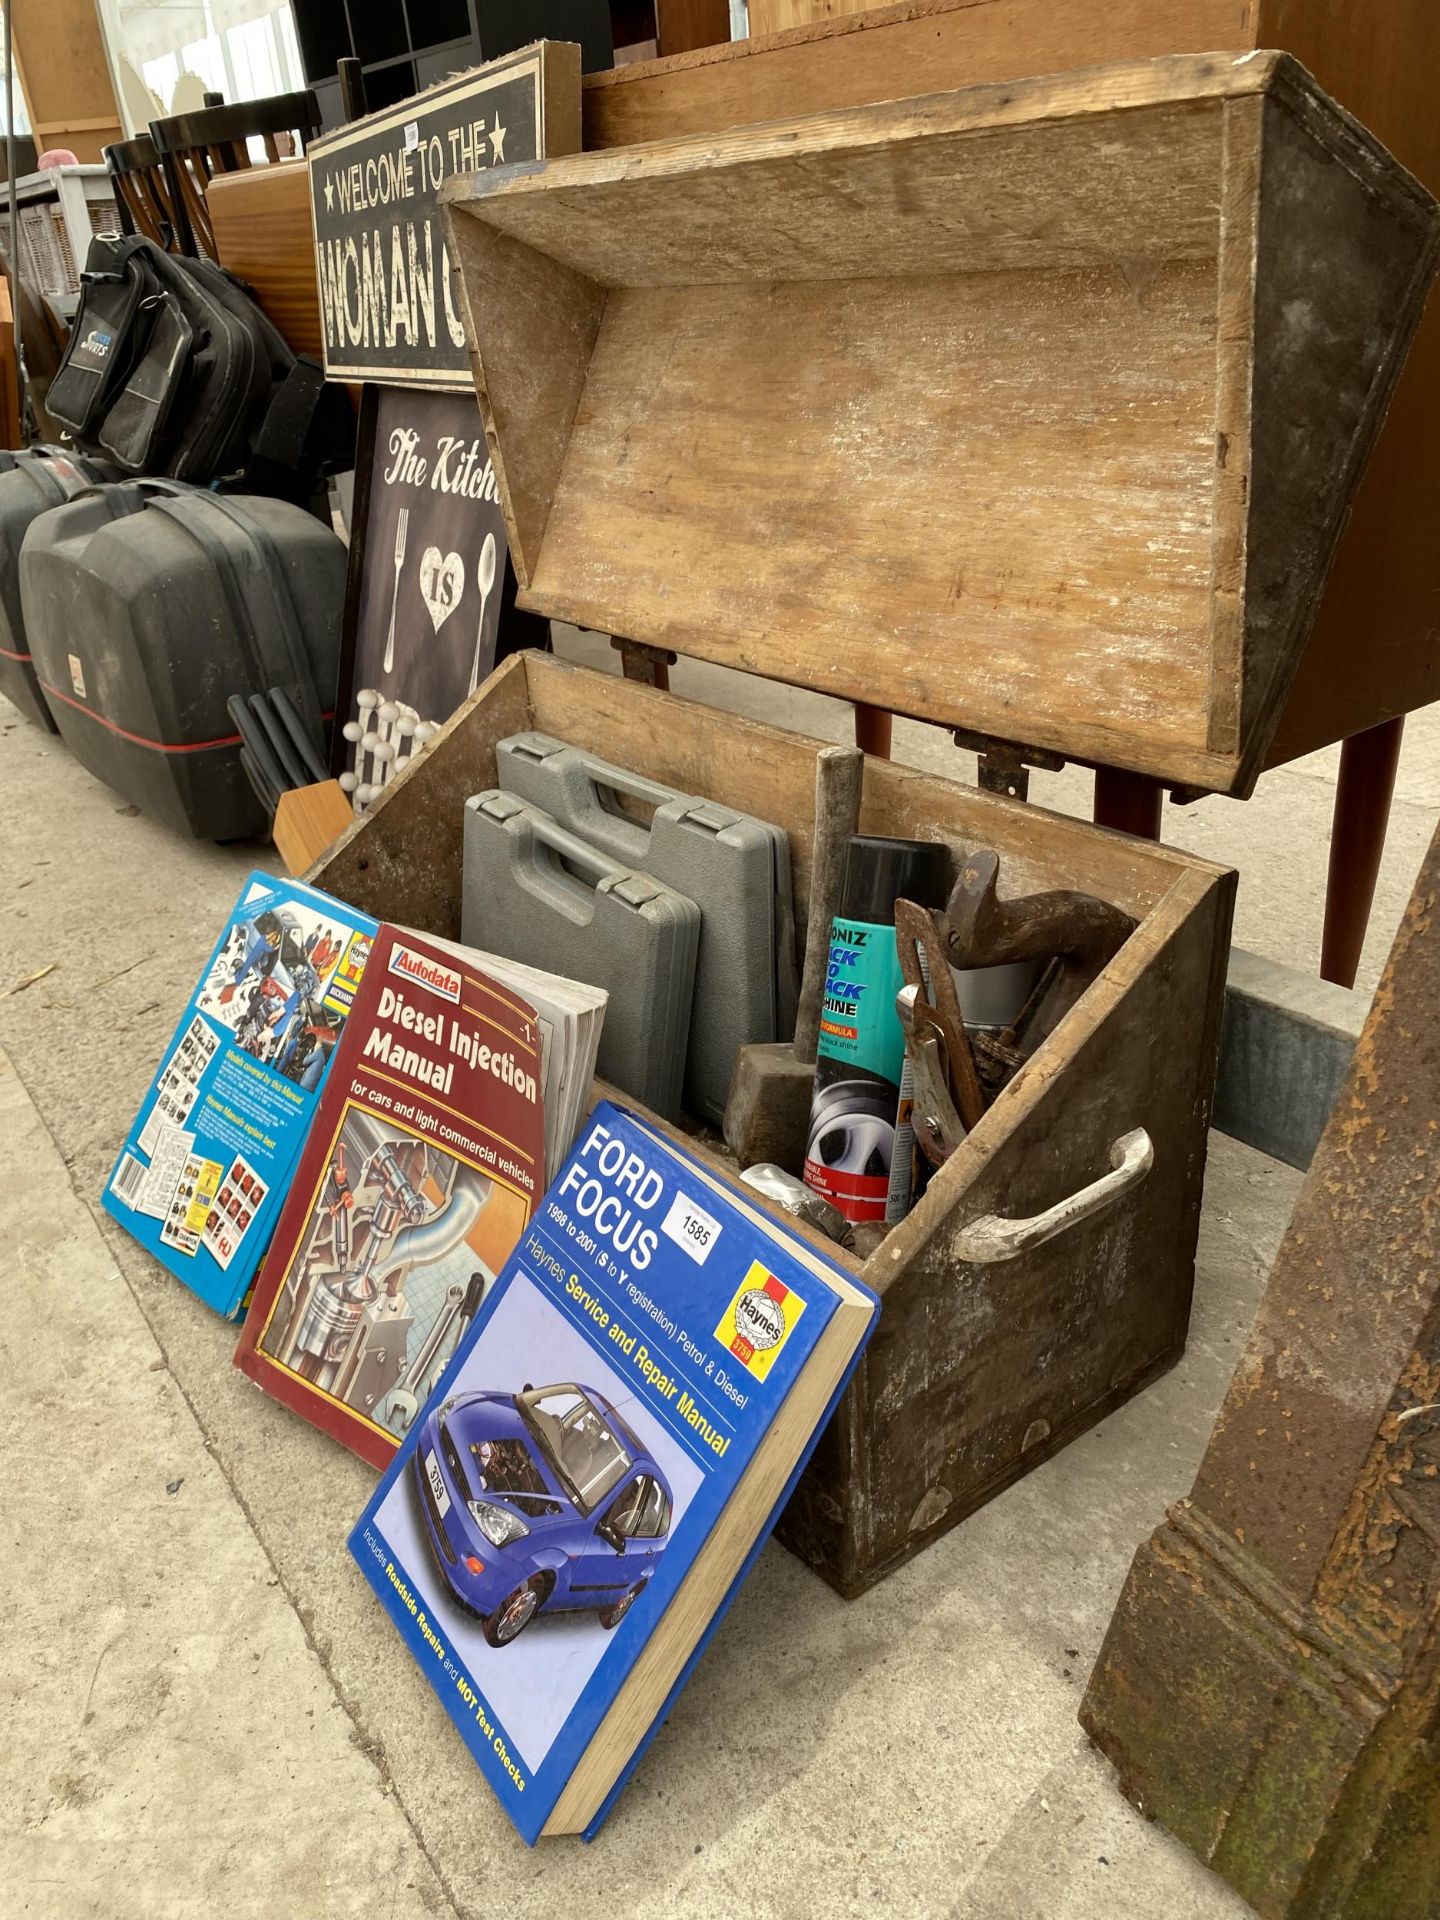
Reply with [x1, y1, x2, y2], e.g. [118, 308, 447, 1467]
[803, 836, 949, 1226]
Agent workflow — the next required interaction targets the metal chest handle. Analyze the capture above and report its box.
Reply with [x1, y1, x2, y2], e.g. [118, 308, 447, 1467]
[954, 1128, 1154, 1265]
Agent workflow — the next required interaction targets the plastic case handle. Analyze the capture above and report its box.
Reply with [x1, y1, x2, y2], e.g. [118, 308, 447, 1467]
[497, 800, 662, 920]
[953, 1128, 1154, 1265]
[525, 809, 626, 886]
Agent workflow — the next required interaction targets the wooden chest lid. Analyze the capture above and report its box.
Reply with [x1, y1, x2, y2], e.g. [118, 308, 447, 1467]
[441, 53, 1440, 798]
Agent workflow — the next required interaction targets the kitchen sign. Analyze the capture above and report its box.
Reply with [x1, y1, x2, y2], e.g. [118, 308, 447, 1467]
[330, 385, 548, 779]
[308, 42, 581, 389]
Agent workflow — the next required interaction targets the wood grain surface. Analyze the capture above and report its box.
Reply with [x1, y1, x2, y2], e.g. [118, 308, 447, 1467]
[446, 55, 1439, 796]
[273, 780, 354, 873]
[0, 281, 18, 451]
[12, 0, 122, 160]
[579, 0, 1440, 771]
[446, 207, 606, 588]
[537, 264, 1222, 767]
[748, 0, 872, 39]
[208, 161, 324, 361]
[656, 0, 731, 55]
[581, 0, 1258, 149]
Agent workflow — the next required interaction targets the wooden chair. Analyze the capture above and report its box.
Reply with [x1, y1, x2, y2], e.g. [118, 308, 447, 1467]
[0, 272, 72, 442]
[0, 279, 19, 448]
[102, 133, 179, 249]
[148, 91, 321, 260]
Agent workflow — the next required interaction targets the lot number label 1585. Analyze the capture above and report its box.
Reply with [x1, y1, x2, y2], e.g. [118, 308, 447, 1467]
[661, 1192, 722, 1266]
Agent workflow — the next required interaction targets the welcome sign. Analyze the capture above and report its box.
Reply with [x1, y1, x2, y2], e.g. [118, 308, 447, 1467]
[308, 43, 581, 389]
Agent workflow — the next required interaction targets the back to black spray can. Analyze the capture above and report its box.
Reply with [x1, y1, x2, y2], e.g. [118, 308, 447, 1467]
[802, 836, 949, 1226]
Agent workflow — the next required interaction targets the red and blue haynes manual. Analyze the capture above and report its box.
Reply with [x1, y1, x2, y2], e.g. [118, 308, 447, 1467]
[348, 1100, 878, 1841]
[103, 872, 378, 1317]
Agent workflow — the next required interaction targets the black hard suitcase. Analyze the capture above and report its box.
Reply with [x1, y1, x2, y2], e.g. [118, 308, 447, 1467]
[0, 446, 117, 732]
[21, 481, 344, 839]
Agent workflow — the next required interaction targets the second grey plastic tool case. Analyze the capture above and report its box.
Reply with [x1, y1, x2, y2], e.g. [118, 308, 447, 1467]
[21, 480, 345, 840]
[462, 790, 700, 1121]
[0, 446, 117, 732]
[496, 730, 796, 1123]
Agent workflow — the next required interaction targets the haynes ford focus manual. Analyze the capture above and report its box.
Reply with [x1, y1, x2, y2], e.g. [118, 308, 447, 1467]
[349, 1100, 878, 1840]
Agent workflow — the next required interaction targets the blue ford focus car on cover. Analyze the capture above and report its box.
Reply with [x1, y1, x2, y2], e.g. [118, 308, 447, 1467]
[412, 1382, 673, 1647]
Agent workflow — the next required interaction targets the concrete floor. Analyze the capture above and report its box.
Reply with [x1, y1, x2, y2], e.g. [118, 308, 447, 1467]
[2, 638, 1437, 1919]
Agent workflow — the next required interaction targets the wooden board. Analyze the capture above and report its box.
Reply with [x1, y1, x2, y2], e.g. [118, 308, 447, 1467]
[11, 0, 122, 162]
[656, 0, 731, 56]
[748, 0, 872, 38]
[273, 780, 353, 873]
[539, 264, 1221, 765]
[582, 0, 1258, 149]
[445, 55, 1439, 796]
[0, 281, 18, 452]
[208, 163, 325, 362]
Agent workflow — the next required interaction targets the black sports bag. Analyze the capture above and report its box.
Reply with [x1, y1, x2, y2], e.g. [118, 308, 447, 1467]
[49, 235, 297, 484]
[46, 240, 161, 439]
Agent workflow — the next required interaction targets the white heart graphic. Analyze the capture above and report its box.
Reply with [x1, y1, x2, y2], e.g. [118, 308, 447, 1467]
[419, 546, 465, 632]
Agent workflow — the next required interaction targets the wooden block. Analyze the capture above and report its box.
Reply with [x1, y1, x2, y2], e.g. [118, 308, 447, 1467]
[273, 780, 354, 875]
[723, 1041, 814, 1169]
[446, 55, 1440, 798]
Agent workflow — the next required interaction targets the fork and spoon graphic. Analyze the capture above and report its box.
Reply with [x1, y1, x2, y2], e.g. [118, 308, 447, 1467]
[469, 532, 497, 694]
[382, 507, 409, 674]
[381, 507, 495, 694]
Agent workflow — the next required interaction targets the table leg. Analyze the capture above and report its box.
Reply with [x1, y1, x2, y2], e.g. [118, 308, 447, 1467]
[1320, 715, 1404, 988]
[1093, 766, 1163, 840]
[854, 703, 892, 758]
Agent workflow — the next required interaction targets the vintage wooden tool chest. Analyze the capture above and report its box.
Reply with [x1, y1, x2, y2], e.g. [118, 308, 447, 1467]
[311, 53, 1440, 1596]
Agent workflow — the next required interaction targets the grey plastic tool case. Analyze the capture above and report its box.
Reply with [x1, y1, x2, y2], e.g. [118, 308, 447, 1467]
[21, 479, 344, 839]
[462, 789, 700, 1120]
[496, 731, 793, 1123]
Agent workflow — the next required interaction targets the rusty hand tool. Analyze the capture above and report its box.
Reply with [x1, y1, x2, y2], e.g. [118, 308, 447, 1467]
[895, 984, 967, 1168]
[942, 848, 1136, 1036]
[894, 897, 987, 1168]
